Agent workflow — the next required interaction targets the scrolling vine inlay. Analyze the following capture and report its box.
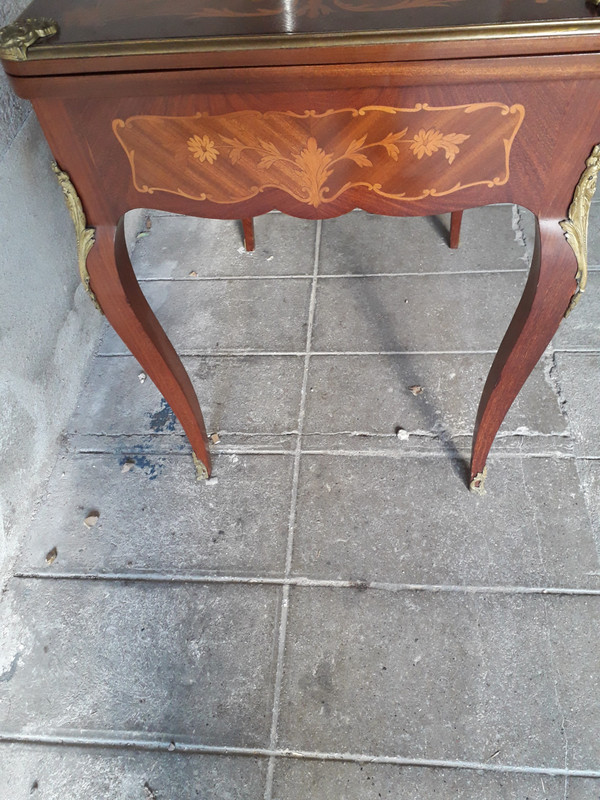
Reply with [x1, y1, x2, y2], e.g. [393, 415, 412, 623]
[113, 103, 525, 208]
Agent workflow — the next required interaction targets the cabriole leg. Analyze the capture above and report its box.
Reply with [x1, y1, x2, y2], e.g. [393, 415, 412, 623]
[469, 217, 578, 493]
[86, 218, 212, 479]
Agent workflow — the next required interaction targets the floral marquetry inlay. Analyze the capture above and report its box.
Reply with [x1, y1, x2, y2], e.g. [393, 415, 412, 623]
[113, 103, 525, 208]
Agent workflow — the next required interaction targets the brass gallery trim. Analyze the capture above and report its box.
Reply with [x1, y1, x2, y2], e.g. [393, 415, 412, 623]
[0, 18, 58, 61]
[560, 143, 600, 317]
[14, 19, 600, 62]
[51, 162, 102, 314]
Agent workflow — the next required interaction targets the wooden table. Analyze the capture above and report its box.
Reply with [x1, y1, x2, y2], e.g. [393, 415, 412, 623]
[2, 0, 600, 493]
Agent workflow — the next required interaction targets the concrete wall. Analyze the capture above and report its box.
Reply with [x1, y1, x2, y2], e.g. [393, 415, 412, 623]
[0, 3, 104, 582]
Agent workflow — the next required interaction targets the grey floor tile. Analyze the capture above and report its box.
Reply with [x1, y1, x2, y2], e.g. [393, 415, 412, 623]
[272, 760, 565, 800]
[545, 598, 600, 769]
[553, 353, 600, 458]
[134, 213, 316, 279]
[292, 455, 599, 587]
[553, 274, 600, 352]
[0, 744, 266, 800]
[0, 580, 279, 747]
[277, 589, 595, 768]
[569, 778, 600, 799]
[303, 352, 567, 441]
[586, 201, 600, 268]
[16, 453, 293, 575]
[69, 355, 303, 437]
[573, 460, 600, 547]
[311, 273, 525, 353]
[319, 206, 528, 275]
[99, 279, 311, 355]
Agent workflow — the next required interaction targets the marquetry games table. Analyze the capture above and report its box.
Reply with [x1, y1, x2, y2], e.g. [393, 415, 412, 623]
[2, 0, 600, 493]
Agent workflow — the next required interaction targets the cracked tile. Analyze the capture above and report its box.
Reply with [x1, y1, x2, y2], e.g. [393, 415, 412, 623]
[0, 580, 279, 747]
[319, 206, 528, 275]
[303, 352, 567, 446]
[311, 273, 525, 353]
[16, 453, 293, 575]
[292, 454, 599, 587]
[69, 355, 303, 438]
[99, 279, 311, 354]
[272, 760, 566, 800]
[278, 589, 597, 769]
[0, 745, 266, 800]
[133, 213, 317, 278]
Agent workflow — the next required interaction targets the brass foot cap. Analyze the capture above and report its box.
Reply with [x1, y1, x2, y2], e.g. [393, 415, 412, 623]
[469, 466, 488, 496]
[193, 454, 209, 481]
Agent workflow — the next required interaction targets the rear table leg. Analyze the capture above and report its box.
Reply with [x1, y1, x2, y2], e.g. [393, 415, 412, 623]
[449, 210, 463, 249]
[242, 217, 255, 252]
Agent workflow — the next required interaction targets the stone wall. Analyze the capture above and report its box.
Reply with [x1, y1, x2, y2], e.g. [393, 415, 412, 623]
[0, 2, 104, 582]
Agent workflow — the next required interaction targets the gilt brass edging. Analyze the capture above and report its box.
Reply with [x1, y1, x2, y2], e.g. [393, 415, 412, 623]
[15, 19, 600, 62]
[559, 143, 600, 317]
[0, 18, 58, 61]
[51, 162, 102, 314]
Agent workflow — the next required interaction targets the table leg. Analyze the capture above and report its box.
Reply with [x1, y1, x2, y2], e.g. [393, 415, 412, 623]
[86, 218, 212, 479]
[449, 210, 463, 249]
[242, 217, 255, 252]
[469, 217, 578, 493]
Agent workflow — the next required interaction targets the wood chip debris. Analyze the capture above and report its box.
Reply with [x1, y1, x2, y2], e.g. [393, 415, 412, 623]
[83, 511, 100, 528]
[409, 385, 423, 395]
[121, 459, 135, 473]
[45, 547, 58, 565]
[210, 432, 221, 444]
[188, 270, 198, 277]
[143, 783, 158, 800]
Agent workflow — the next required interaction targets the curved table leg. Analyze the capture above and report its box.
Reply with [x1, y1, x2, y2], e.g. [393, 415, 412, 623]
[469, 217, 578, 493]
[449, 210, 463, 249]
[242, 217, 255, 252]
[86, 218, 212, 479]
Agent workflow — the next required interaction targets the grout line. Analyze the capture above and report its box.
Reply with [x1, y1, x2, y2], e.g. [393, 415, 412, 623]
[264, 219, 322, 800]
[140, 274, 312, 282]
[552, 349, 600, 354]
[137, 268, 528, 282]
[69, 448, 576, 461]
[0, 732, 599, 778]
[97, 349, 500, 358]
[68, 429, 569, 441]
[76, 448, 293, 457]
[14, 572, 600, 595]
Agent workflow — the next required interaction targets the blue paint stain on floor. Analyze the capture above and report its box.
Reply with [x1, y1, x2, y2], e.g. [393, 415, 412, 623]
[119, 454, 162, 481]
[148, 399, 177, 433]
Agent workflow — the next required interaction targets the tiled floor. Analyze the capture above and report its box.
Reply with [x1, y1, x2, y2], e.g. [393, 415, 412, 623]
[2, 205, 600, 799]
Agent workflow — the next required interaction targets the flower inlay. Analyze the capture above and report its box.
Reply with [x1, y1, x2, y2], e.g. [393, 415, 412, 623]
[113, 103, 525, 208]
[187, 134, 219, 164]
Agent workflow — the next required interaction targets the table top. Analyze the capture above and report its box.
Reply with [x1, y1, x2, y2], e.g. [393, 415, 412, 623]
[14, 0, 600, 43]
[3, 0, 600, 74]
